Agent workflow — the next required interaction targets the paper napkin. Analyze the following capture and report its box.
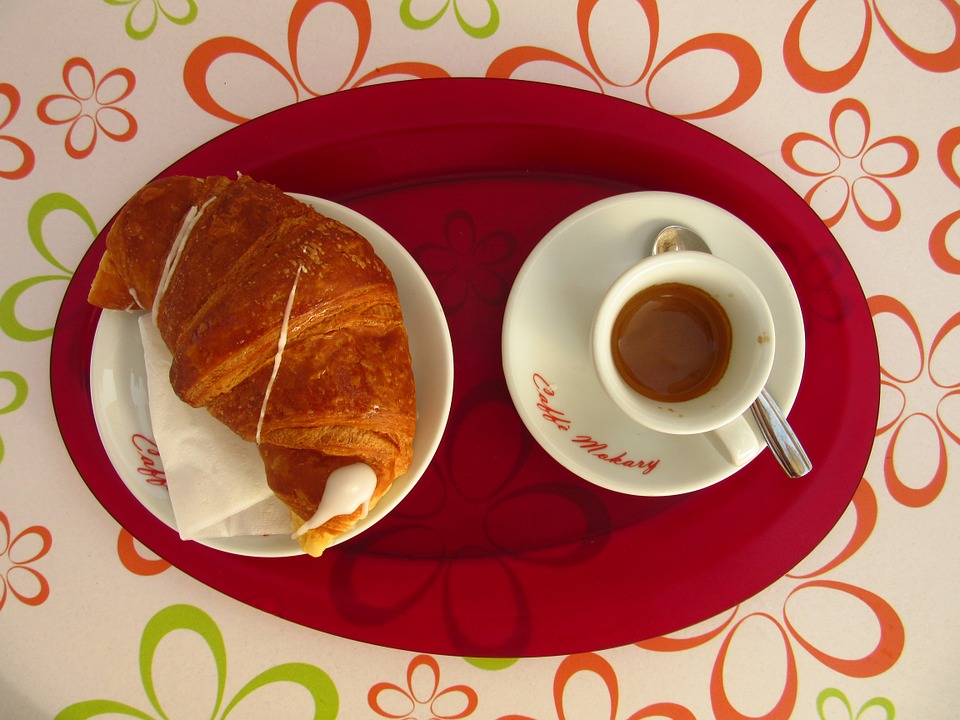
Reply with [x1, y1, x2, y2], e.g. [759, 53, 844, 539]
[138, 315, 291, 540]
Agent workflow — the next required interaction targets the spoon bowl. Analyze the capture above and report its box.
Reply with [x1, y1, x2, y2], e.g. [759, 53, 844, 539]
[653, 225, 711, 255]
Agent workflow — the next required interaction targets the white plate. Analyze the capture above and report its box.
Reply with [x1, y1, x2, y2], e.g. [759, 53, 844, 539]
[502, 192, 804, 496]
[90, 194, 453, 556]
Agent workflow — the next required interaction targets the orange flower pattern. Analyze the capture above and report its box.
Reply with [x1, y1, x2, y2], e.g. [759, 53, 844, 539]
[0, 510, 52, 612]
[930, 126, 960, 274]
[37, 57, 137, 159]
[636, 480, 904, 719]
[485, 0, 761, 120]
[368, 654, 479, 719]
[496, 653, 695, 720]
[117, 529, 170, 576]
[0, 82, 35, 179]
[183, 0, 450, 124]
[781, 98, 918, 230]
[784, 0, 960, 92]
[870, 295, 960, 507]
[3, 0, 958, 714]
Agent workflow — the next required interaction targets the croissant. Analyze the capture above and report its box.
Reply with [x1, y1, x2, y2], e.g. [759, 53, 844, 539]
[88, 174, 417, 556]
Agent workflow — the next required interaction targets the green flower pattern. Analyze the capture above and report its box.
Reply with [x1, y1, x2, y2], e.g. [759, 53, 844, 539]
[56, 604, 339, 719]
[400, 0, 499, 39]
[0, 192, 94, 342]
[1, 191, 93, 469]
[103, 0, 198, 40]
[464, 657, 518, 671]
[817, 687, 895, 720]
[0, 371, 28, 465]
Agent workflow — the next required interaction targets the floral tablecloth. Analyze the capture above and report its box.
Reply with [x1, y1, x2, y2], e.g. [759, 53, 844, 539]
[2, 1, 959, 718]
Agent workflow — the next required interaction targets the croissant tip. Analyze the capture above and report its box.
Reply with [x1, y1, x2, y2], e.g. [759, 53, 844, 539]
[291, 512, 330, 557]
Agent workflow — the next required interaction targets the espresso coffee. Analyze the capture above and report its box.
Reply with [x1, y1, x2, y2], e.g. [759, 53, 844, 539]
[611, 282, 732, 402]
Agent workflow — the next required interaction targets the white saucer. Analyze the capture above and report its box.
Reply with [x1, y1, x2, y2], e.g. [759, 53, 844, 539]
[502, 192, 804, 496]
[90, 194, 454, 556]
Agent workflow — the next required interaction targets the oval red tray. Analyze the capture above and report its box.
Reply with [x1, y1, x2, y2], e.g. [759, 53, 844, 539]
[51, 78, 878, 657]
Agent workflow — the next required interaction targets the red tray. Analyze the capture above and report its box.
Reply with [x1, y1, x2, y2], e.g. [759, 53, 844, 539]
[52, 78, 878, 657]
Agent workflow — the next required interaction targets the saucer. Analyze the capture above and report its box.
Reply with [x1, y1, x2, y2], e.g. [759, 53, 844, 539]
[89, 194, 454, 556]
[502, 191, 804, 496]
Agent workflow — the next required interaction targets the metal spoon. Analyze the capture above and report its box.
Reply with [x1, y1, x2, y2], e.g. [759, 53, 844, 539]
[652, 225, 812, 478]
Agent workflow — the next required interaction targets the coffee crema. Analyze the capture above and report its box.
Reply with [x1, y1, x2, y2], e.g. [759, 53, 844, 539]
[611, 282, 732, 403]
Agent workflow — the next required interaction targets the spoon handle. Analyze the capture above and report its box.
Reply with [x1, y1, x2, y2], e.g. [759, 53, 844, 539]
[750, 388, 812, 478]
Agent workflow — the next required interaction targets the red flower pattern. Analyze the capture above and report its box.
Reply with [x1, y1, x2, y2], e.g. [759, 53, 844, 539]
[413, 210, 516, 311]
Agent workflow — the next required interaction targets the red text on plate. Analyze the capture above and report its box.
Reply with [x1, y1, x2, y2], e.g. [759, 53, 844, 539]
[132, 434, 166, 487]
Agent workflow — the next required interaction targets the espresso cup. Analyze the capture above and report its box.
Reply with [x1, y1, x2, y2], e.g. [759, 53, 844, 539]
[592, 251, 775, 466]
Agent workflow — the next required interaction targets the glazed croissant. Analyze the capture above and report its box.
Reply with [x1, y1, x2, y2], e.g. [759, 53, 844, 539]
[88, 174, 416, 556]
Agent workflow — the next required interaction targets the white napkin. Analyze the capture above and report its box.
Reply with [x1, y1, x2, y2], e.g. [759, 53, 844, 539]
[138, 315, 292, 540]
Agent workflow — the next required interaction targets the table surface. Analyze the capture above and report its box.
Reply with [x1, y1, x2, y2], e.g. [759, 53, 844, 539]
[2, 1, 959, 718]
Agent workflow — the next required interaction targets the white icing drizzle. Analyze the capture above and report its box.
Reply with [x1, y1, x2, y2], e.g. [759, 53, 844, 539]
[294, 463, 377, 537]
[128, 287, 144, 310]
[256, 264, 303, 444]
[152, 196, 215, 322]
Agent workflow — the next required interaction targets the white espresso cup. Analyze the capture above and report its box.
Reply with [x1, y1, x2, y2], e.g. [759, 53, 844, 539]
[592, 251, 775, 466]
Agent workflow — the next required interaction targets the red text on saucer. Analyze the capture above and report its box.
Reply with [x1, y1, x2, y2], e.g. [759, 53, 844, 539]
[531, 373, 659, 474]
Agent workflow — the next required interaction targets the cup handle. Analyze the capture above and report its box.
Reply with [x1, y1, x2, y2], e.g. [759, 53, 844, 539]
[705, 415, 759, 466]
